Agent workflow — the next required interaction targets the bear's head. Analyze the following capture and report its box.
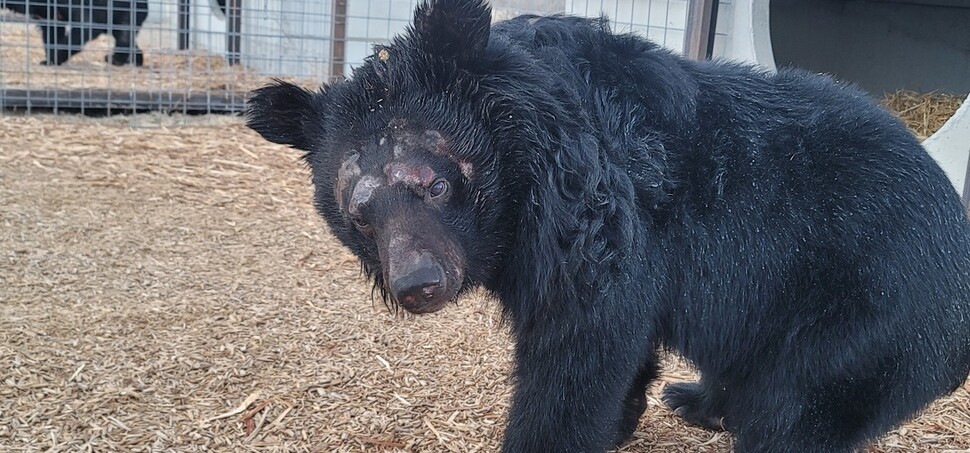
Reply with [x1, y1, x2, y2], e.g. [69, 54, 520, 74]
[247, 0, 663, 315]
[245, 0, 513, 314]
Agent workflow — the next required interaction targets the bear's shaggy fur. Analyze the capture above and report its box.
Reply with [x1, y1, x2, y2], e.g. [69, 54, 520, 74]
[245, 0, 970, 451]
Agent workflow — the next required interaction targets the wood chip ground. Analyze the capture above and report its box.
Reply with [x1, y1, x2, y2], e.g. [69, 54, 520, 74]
[0, 105, 968, 451]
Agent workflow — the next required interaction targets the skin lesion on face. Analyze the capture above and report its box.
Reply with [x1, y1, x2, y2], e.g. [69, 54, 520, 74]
[335, 153, 362, 209]
[423, 129, 475, 181]
[384, 161, 438, 192]
[349, 175, 383, 218]
[384, 124, 474, 181]
[458, 162, 473, 180]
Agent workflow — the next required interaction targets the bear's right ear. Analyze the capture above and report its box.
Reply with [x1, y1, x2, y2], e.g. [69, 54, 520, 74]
[410, 0, 491, 63]
[245, 80, 321, 152]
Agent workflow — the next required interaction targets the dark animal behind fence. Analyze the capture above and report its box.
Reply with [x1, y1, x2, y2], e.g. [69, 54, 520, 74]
[245, 0, 970, 451]
[1, 0, 148, 66]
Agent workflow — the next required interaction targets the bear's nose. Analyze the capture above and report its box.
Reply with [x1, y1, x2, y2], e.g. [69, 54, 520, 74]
[390, 264, 443, 310]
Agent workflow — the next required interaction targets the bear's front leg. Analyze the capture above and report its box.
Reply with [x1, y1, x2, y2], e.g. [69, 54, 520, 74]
[38, 24, 69, 65]
[501, 313, 655, 453]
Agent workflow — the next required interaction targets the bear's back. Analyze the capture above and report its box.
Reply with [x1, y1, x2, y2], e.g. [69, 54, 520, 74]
[492, 14, 970, 383]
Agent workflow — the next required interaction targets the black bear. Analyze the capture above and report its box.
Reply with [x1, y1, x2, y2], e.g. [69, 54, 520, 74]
[1, 0, 148, 66]
[244, 0, 970, 450]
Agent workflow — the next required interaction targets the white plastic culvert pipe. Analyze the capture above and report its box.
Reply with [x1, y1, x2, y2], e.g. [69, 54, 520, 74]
[921, 95, 970, 207]
[718, 0, 970, 207]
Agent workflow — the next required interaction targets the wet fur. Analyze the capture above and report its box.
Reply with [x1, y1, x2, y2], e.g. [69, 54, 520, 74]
[245, 0, 970, 451]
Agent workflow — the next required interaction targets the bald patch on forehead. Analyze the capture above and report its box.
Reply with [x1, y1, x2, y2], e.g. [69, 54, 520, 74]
[423, 130, 445, 150]
[458, 162, 473, 179]
[388, 118, 407, 131]
[424, 130, 475, 180]
[349, 175, 383, 216]
[336, 153, 361, 208]
[381, 126, 475, 180]
[386, 161, 436, 188]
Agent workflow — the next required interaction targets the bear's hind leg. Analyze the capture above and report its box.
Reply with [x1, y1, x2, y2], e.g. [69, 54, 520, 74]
[662, 380, 725, 431]
[729, 361, 895, 453]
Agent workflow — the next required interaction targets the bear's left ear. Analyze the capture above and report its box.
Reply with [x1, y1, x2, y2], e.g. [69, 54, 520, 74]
[244, 80, 323, 152]
[410, 0, 491, 62]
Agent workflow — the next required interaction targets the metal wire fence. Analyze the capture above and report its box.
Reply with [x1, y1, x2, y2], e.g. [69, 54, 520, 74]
[0, 0, 691, 114]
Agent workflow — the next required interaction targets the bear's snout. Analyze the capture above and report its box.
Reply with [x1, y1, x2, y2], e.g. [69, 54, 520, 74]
[389, 252, 446, 313]
[381, 221, 463, 314]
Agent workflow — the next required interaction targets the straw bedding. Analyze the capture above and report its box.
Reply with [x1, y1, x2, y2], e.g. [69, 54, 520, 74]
[0, 15, 274, 95]
[0, 111, 967, 452]
[882, 91, 967, 141]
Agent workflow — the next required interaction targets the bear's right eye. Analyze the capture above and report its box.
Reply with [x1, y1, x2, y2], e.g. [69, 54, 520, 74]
[429, 179, 449, 198]
[350, 214, 372, 234]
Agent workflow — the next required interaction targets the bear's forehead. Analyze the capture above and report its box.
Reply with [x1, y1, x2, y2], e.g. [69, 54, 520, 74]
[378, 119, 449, 158]
[342, 118, 473, 181]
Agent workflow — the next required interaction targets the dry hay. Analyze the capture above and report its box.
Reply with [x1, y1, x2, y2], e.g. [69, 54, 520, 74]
[0, 14, 306, 95]
[882, 90, 967, 141]
[0, 113, 968, 452]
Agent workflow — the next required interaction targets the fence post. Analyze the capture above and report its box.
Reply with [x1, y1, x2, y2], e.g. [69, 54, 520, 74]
[178, 0, 191, 50]
[331, 0, 347, 80]
[685, 0, 719, 61]
[227, 0, 243, 65]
